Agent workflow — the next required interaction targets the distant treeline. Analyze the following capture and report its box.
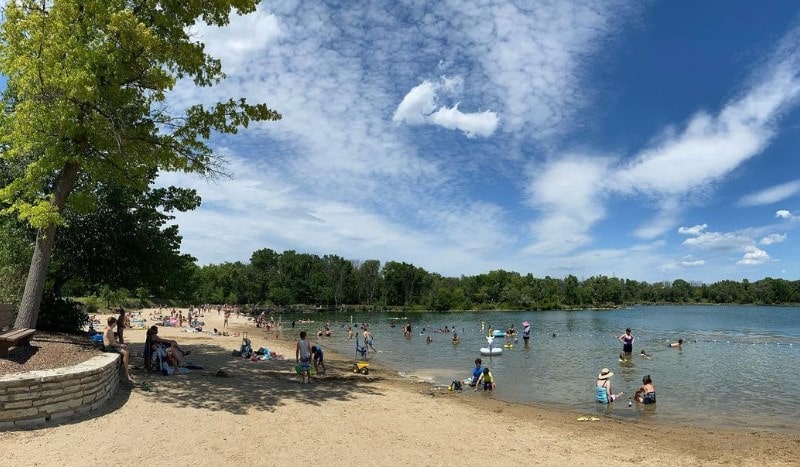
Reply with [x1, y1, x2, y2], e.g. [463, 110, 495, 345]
[191, 248, 800, 310]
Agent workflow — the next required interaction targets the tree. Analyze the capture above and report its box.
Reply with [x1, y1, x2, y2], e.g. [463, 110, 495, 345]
[0, 1, 280, 329]
[51, 178, 200, 298]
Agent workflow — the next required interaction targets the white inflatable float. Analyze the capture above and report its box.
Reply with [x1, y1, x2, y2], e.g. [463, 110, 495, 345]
[480, 336, 503, 356]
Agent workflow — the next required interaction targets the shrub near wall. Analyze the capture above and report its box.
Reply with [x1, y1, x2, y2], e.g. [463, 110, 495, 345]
[0, 353, 120, 429]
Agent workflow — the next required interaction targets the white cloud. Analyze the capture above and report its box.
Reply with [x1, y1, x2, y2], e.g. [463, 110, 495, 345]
[760, 233, 786, 245]
[394, 79, 499, 137]
[523, 155, 611, 255]
[738, 180, 800, 207]
[193, 9, 281, 71]
[428, 105, 499, 138]
[149, 3, 800, 282]
[682, 231, 752, 251]
[737, 246, 771, 265]
[776, 210, 793, 219]
[393, 81, 437, 125]
[524, 21, 800, 251]
[679, 256, 706, 267]
[678, 224, 709, 235]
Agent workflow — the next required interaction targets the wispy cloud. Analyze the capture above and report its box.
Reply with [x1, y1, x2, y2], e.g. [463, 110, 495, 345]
[760, 233, 786, 245]
[739, 180, 800, 207]
[524, 21, 800, 254]
[145, 2, 800, 282]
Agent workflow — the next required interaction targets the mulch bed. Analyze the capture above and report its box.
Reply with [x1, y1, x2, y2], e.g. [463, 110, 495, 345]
[0, 332, 102, 376]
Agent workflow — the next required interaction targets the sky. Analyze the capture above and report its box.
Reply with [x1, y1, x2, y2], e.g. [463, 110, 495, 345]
[155, 1, 800, 283]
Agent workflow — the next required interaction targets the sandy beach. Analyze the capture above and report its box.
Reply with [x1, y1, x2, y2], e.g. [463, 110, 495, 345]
[1, 309, 798, 466]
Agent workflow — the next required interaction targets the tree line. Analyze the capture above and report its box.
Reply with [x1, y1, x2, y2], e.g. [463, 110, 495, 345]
[188, 248, 800, 310]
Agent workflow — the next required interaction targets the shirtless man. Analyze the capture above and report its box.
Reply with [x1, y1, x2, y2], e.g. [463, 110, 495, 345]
[103, 317, 134, 383]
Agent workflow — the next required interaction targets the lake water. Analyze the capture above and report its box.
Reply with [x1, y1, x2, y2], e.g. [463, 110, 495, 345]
[294, 306, 800, 432]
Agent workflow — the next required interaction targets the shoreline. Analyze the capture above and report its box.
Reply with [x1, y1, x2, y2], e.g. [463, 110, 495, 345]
[1, 308, 798, 466]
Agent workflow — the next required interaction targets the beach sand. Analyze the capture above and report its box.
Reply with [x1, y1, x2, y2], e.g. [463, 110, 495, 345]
[1, 309, 798, 466]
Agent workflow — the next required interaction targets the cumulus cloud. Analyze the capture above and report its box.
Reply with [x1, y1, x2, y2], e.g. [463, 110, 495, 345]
[394, 79, 499, 137]
[737, 246, 771, 265]
[428, 105, 499, 138]
[738, 180, 800, 207]
[776, 210, 793, 219]
[393, 81, 437, 125]
[682, 231, 752, 251]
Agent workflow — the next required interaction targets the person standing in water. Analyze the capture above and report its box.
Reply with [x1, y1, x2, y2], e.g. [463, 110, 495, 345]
[522, 320, 531, 347]
[618, 328, 635, 359]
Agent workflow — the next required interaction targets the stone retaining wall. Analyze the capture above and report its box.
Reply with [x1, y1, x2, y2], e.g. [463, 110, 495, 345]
[0, 353, 120, 429]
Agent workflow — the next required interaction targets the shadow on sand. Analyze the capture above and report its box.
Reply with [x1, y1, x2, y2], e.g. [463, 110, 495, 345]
[129, 342, 386, 415]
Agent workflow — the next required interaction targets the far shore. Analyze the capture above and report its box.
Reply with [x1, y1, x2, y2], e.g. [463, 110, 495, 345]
[1, 308, 798, 466]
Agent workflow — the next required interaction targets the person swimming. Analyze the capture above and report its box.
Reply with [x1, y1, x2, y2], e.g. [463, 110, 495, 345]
[668, 338, 683, 348]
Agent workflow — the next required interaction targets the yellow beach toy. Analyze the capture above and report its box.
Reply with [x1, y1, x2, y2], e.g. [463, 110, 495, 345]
[353, 362, 369, 375]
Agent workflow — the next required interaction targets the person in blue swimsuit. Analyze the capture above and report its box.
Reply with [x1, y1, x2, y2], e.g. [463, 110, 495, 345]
[595, 368, 623, 403]
[618, 328, 635, 359]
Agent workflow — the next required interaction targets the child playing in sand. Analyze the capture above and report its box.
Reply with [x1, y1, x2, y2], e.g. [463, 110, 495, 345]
[311, 345, 326, 375]
[103, 317, 134, 383]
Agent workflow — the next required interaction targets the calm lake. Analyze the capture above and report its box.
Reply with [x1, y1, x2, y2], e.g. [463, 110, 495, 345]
[292, 305, 800, 432]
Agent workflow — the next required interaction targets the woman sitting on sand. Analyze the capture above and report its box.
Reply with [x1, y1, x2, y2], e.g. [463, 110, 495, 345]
[144, 326, 191, 372]
[596, 368, 623, 404]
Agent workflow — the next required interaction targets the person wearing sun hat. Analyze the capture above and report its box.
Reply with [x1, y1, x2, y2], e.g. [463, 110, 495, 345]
[596, 368, 623, 403]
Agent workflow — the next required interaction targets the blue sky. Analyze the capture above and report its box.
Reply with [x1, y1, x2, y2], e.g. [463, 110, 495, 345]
[152, 1, 800, 283]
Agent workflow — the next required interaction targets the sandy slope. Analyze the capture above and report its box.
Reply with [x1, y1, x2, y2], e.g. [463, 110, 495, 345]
[1, 309, 798, 466]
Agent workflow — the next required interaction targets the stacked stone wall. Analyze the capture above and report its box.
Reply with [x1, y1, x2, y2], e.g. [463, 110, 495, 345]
[0, 353, 120, 429]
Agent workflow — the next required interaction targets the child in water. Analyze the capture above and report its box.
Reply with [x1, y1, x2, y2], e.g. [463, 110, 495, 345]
[474, 368, 495, 391]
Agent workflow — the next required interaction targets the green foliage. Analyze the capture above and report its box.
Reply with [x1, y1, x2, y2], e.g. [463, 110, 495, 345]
[0, 213, 32, 303]
[76, 295, 103, 314]
[37, 292, 89, 334]
[50, 179, 200, 299]
[191, 248, 800, 310]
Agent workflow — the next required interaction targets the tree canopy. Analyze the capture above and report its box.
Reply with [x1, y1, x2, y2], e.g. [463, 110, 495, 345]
[190, 248, 800, 310]
[0, 0, 280, 328]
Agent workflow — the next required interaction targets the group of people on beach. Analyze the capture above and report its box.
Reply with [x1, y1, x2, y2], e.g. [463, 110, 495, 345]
[99, 308, 196, 383]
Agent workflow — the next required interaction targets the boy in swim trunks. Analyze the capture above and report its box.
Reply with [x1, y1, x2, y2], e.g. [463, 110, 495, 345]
[296, 331, 313, 383]
[103, 317, 134, 383]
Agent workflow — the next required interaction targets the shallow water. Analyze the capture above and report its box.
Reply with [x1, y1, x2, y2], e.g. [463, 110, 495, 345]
[294, 306, 800, 431]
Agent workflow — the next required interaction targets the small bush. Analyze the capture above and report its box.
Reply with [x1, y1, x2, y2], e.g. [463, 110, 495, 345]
[37, 292, 90, 334]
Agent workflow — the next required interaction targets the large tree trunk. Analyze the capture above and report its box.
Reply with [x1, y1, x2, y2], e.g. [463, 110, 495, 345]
[14, 161, 80, 329]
